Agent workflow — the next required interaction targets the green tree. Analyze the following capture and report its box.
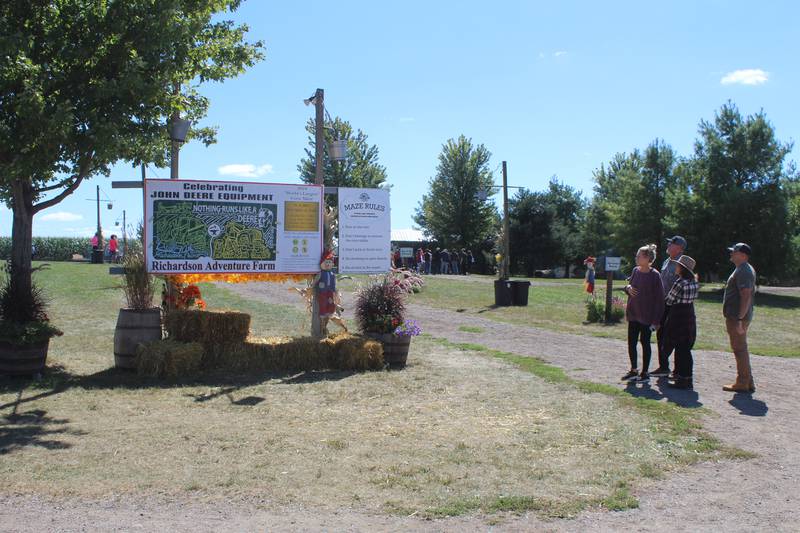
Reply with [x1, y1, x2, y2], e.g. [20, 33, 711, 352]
[667, 103, 796, 279]
[297, 116, 387, 193]
[591, 140, 677, 261]
[545, 178, 587, 273]
[414, 135, 498, 248]
[508, 189, 555, 276]
[0, 1, 263, 302]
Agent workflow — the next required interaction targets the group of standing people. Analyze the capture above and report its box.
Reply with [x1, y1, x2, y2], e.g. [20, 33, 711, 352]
[392, 247, 475, 275]
[621, 236, 757, 393]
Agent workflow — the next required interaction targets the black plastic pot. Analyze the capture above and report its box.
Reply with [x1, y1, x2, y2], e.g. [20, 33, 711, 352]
[494, 279, 513, 306]
[510, 280, 531, 306]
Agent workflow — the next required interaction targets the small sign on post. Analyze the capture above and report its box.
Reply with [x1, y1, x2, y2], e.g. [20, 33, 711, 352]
[603, 256, 621, 322]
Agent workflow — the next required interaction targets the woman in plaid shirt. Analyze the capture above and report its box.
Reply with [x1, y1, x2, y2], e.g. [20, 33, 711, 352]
[662, 255, 699, 389]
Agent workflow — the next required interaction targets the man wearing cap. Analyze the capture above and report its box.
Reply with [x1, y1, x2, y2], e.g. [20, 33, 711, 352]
[722, 243, 757, 393]
[651, 235, 687, 377]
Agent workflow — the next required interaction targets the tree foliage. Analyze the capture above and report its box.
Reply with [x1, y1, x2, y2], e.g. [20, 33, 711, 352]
[509, 178, 585, 276]
[0, 0, 263, 311]
[297, 116, 387, 191]
[414, 135, 498, 248]
[665, 102, 796, 279]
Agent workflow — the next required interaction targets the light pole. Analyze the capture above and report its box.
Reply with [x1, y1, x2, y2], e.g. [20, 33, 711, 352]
[474, 161, 522, 280]
[304, 88, 325, 338]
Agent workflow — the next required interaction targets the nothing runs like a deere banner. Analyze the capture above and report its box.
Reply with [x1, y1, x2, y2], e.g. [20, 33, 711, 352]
[144, 179, 323, 274]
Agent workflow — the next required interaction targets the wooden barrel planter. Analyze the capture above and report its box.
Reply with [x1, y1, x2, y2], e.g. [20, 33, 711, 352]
[0, 340, 50, 376]
[366, 333, 412, 369]
[114, 308, 162, 370]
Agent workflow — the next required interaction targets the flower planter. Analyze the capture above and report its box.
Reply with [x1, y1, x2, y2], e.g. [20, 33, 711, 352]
[365, 333, 412, 369]
[0, 339, 50, 376]
[114, 308, 162, 370]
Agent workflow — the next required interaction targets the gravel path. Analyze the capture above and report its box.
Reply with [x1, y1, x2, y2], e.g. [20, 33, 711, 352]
[3, 281, 797, 532]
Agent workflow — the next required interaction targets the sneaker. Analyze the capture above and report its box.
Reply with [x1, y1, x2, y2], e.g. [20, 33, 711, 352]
[637, 373, 650, 382]
[669, 377, 693, 390]
[622, 370, 638, 381]
[650, 367, 670, 377]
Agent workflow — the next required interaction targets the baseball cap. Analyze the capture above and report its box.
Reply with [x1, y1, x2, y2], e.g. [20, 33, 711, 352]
[727, 242, 752, 256]
[666, 235, 687, 248]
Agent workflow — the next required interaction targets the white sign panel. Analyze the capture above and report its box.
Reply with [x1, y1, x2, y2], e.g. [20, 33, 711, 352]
[144, 179, 323, 274]
[337, 187, 391, 274]
[605, 256, 622, 272]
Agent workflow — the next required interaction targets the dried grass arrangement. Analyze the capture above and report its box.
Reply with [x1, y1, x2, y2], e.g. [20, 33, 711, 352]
[202, 333, 384, 374]
[164, 309, 250, 345]
[136, 339, 203, 378]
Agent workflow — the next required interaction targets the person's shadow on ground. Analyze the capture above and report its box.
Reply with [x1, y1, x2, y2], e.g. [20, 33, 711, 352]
[624, 379, 703, 409]
[729, 393, 768, 416]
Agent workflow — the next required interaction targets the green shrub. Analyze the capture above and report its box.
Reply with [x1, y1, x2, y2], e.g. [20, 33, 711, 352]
[585, 296, 625, 324]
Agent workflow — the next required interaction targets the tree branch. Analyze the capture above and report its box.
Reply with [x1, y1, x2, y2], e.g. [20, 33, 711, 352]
[32, 155, 94, 214]
[34, 176, 77, 194]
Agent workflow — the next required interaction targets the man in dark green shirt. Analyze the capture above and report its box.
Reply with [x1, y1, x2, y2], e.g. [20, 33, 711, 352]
[722, 243, 756, 393]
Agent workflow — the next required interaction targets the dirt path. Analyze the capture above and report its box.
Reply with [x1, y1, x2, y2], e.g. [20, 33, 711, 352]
[227, 281, 800, 532]
[3, 281, 797, 532]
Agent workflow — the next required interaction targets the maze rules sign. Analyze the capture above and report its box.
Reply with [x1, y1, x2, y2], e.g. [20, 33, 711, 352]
[144, 179, 323, 274]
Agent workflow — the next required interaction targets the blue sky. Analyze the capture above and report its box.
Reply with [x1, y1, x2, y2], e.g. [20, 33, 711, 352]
[3, 0, 799, 237]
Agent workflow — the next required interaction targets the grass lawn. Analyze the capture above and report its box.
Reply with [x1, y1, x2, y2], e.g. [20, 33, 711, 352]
[0, 263, 741, 519]
[386, 274, 800, 358]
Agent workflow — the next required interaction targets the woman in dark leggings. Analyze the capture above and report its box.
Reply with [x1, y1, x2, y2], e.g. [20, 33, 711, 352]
[662, 256, 699, 389]
[622, 244, 665, 382]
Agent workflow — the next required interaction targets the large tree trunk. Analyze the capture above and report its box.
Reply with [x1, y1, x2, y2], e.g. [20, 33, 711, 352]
[9, 180, 35, 303]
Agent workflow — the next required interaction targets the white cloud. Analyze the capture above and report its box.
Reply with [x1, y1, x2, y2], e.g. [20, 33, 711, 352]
[538, 52, 545, 59]
[63, 226, 97, 236]
[39, 211, 83, 222]
[217, 163, 274, 178]
[398, 117, 416, 123]
[720, 69, 768, 86]
[554, 51, 568, 57]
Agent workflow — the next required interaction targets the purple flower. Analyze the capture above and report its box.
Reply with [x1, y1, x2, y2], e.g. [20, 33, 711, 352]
[394, 319, 422, 337]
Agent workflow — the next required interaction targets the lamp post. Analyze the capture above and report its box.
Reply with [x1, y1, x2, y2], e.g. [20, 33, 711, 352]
[474, 161, 522, 280]
[304, 88, 325, 338]
[169, 117, 191, 180]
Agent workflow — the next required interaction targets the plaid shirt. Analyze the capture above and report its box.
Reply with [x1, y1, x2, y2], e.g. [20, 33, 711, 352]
[665, 277, 699, 305]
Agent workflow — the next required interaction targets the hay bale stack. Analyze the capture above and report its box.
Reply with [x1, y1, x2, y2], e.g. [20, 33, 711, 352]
[164, 310, 250, 345]
[201, 334, 383, 374]
[136, 339, 204, 378]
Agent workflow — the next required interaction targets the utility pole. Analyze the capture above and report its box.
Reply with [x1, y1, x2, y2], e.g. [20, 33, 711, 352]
[314, 88, 325, 186]
[96, 185, 103, 248]
[311, 88, 325, 338]
[122, 210, 127, 258]
[502, 161, 510, 280]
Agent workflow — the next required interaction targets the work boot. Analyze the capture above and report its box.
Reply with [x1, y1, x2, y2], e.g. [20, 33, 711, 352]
[724, 353, 754, 393]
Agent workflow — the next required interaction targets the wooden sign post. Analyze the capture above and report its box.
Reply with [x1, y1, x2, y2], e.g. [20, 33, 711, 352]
[603, 256, 621, 322]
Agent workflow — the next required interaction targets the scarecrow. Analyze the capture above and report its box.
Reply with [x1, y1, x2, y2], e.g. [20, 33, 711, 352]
[583, 256, 596, 298]
[312, 250, 347, 335]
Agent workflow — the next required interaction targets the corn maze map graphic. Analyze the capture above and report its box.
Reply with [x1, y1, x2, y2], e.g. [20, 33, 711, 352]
[152, 201, 277, 261]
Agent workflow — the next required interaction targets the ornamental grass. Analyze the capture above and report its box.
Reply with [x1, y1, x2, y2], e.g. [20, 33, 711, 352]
[164, 309, 250, 344]
[136, 339, 204, 378]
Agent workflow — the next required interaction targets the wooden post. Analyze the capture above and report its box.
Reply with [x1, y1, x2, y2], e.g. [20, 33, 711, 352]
[170, 83, 180, 180]
[604, 269, 613, 323]
[311, 88, 325, 338]
[501, 161, 510, 280]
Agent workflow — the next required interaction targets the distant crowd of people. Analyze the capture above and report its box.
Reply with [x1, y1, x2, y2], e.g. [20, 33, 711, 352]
[391, 247, 475, 275]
